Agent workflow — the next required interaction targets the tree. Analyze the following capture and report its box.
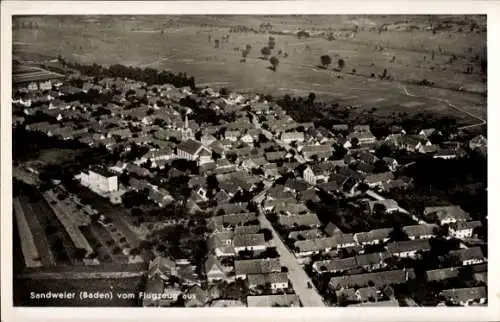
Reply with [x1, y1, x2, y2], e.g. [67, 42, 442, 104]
[269, 56, 280, 72]
[241, 49, 249, 62]
[389, 223, 409, 241]
[260, 228, 273, 242]
[74, 248, 87, 260]
[382, 68, 388, 79]
[320, 55, 332, 68]
[307, 92, 316, 104]
[214, 39, 220, 49]
[337, 58, 345, 71]
[261, 46, 271, 59]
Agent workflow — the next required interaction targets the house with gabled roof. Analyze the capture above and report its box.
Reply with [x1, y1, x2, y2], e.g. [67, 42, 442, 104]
[247, 272, 289, 291]
[233, 233, 267, 253]
[423, 205, 472, 225]
[449, 221, 482, 239]
[234, 258, 281, 279]
[205, 255, 230, 282]
[403, 224, 438, 240]
[440, 287, 487, 306]
[329, 269, 415, 290]
[449, 247, 486, 266]
[387, 240, 431, 258]
[354, 228, 393, 245]
[148, 256, 177, 280]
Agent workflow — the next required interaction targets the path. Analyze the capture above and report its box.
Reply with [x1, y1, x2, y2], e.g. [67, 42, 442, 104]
[257, 205, 325, 307]
[398, 84, 486, 130]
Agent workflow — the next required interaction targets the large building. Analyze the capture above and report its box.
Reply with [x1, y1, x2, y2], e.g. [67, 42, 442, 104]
[80, 166, 118, 196]
[13, 62, 65, 91]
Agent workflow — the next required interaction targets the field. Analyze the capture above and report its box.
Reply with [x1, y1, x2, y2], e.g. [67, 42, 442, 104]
[13, 15, 486, 125]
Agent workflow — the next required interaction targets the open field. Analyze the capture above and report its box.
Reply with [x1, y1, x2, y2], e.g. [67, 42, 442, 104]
[13, 15, 486, 125]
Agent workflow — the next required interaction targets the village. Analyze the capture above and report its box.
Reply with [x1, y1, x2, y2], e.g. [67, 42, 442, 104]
[12, 57, 487, 308]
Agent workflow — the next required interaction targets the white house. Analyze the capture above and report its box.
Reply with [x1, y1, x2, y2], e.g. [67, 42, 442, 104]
[79, 166, 118, 196]
[448, 221, 482, 239]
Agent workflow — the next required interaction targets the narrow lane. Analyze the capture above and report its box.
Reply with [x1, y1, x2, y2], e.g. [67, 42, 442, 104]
[257, 205, 326, 307]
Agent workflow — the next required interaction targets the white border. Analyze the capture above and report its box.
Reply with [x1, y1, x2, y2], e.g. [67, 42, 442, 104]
[1, 1, 499, 322]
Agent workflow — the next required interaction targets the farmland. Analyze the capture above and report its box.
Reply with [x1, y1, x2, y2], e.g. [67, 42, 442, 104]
[12, 15, 486, 125]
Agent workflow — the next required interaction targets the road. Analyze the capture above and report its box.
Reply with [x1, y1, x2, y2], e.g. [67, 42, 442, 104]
[257, 205, 326, 307]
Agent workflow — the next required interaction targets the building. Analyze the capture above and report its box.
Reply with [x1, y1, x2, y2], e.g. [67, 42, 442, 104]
[448, 221, 482, 239]
[423, 206, 472, 225]
[79, 166, 118, 196]
[234, 258, 281, 279]
[204, 255, 229, 282]
[177, 139, 212, 164]
[354, 228, 392, 245]
[329, 269, 415, 290]
[247, 272, 289, 291]
[403, 224, 438, 240]
[281, 131, 305, 144]
[449, 247, 486, 266]
[440, 287, 487, 306]
[246, 294, 301, 307]
[232, 233, 267, 253]
[386, 240, 431, 258]
[368, 199, 400, 214]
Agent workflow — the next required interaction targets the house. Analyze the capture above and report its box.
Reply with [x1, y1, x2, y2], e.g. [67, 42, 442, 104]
[148, 256, 177, 279]
[426, 267, 460, 282]
[403, 224, 438, 240]
[418, 144, 438, 154]
[288, 229, 321, 241]
[233, 233, 267, 253]
[208, 232, 235, 257]
[225, 130, 241, 142]
[354, 228, 392, 245]
[281, 131, 305, 144]
[469, 135, 487, 151]
[440, 287, 487, 306]
[355, 287, 381, 303]
[449, 247, 486, 266]
[329, 269, 415, 290]
[368, 199, 400, 214]
[79, 166, 118, 196]
[355, 252, 391, 271]
[364, 172, 394, 188]
[247, 272, 289, 291]
[448, 221, 482, 239]
[265, 151, 286, 162]
[278, 213, 321, 229]
[177, 139, 212, 164]
[201, 134, 217, 146]
[382, 157, 399, 172]
[386, 240, 431, 258]
[263, 163, 279, 179]
[246, 294, 301, 307]
[241, 133, 255, 145]
[293, 234, 355, 257]
[303, 163, 333, 185]
[324, 222, 342, 236]
[301, 144, 334, 161]
[234, 225, 261, 235]
[234, 258, 281, 279]
[433, 149, 457, 160]
[423, 205, 472, 225]
[419, 128, 437, 138]
[331, 124, 349, 133]
[184, 285, 210, 307]
[204, 255, 229, 282]
[210, 299, 245, 307]
[209, 212, 258, 230]
[313, 257, 358, 274]
[345, 131, 377, 148]
[126, 163, 152, 178]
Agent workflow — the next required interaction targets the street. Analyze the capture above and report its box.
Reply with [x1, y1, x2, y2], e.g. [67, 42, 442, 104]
[257, 205, 326, 307]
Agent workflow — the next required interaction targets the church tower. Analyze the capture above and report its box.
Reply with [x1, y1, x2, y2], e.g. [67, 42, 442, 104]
[181, 113, 194, 141]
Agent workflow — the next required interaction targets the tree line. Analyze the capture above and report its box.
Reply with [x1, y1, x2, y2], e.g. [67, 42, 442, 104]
[57, 56, 196, 89]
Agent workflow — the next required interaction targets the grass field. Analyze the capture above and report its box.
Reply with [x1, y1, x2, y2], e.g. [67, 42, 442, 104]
[13, 15, 486, 125]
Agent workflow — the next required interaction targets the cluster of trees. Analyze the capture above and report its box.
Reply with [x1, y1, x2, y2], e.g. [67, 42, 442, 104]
[58, 56, 196, 89]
